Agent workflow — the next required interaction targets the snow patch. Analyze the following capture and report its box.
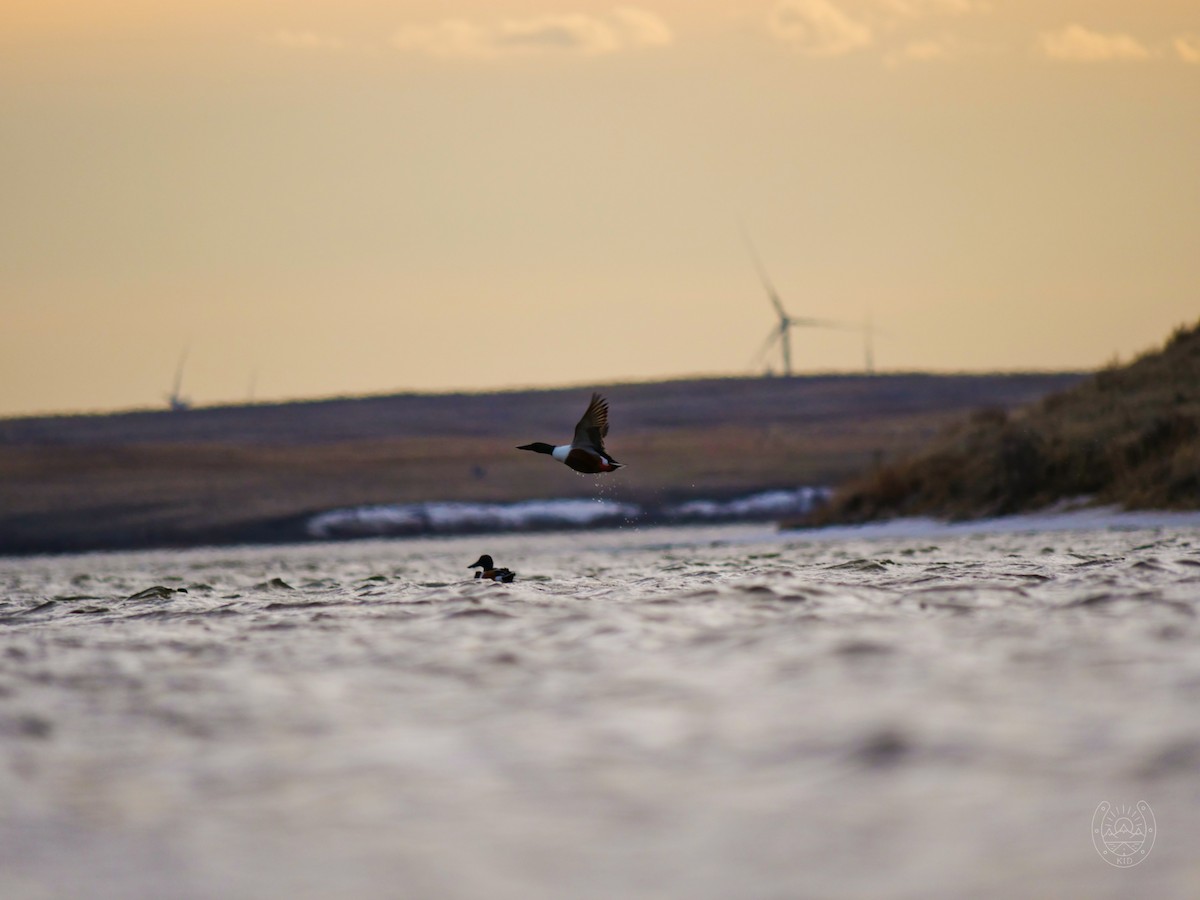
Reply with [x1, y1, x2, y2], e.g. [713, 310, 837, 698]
[308, 498, 641, 538]
[305, 486, 830, 539]
[667, 487, 829, 520]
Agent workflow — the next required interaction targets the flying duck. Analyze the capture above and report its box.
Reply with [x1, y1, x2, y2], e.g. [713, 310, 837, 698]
[468, 554, 516, 583]
[518, 392, 623, 474]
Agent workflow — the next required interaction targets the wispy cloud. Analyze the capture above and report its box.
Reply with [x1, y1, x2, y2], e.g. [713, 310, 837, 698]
[494, 15, 622, 54]
[876, 0, 981, 17]
[884, 34, 961, 64]
[391, 8, 672, 60]
[769, 0, 874, 57]
[612, 7, 674, 47]
[265, 30, 346, 51]
[1038, 24, 1152, 63]
[392, 20, 488, 58]
[1175, 34, 1200, 64]
[768, 0, 991, 60]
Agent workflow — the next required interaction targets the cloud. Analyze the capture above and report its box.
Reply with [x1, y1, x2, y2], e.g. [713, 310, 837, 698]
[265, 30, 346, 51]
[493, 15, 622, 55]
[392, 8, 672, 60]
[612, 7, 674, 47]
[1175, 34, 1200, 64]
[884, 35, 959, 64]
[769, 0, 874, 57]
[876, 0, 980, 17]
[766, 0, 984, 59]
[392, 20, 490, 58]
[1038, 24, 1151, 62]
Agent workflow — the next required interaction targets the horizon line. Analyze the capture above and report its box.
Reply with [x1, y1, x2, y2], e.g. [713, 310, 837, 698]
[0, 366, 1092, 423]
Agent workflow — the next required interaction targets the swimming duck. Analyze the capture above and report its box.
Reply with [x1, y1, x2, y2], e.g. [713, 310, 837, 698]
[468, 554, 516, 583]
[518, 392, 623, 474]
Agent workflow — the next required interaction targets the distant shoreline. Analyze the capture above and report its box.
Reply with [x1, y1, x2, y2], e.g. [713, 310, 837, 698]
[1, 372, 1085, 556]
[0, 369, 1085, 425]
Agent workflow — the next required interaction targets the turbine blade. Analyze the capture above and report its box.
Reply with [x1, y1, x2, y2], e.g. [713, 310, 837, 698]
[740, 226, 788, 321]
[749, 328, 782, 366]
[860, 311, 890, 337]
[172, 345, 190, 396]
[788, 317, 860, 331]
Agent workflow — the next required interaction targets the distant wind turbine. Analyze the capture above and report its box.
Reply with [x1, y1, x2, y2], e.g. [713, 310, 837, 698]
[859, 311, 895, 375]
[742, 231, 860, 377]
[863, 311, 876, 375]
[166, 347, 191, 412]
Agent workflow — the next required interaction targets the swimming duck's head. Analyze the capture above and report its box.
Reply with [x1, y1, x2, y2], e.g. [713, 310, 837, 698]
[468, 554, 495, 569]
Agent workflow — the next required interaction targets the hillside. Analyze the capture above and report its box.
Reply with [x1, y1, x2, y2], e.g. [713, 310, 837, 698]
[809, 322, 1200, 525]
[0, 373, 1082, 553]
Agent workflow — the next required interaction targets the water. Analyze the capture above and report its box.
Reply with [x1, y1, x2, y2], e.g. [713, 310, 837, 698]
[2, 518, 1199, 899]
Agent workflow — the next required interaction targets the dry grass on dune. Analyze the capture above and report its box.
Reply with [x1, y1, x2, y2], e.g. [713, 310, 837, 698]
[810, 321, 1200, 525]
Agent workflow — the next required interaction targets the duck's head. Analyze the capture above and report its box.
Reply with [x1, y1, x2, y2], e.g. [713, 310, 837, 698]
[517, 442, 555, 455]
[468, 554, 494, 569]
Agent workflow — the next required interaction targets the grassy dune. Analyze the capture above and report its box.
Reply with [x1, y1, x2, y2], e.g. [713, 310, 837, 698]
[0, 373, 1081, 552]
[809, 322, 1200, 525]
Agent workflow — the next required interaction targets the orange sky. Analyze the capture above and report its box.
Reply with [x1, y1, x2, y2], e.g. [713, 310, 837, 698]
[2, 1, 1198, 416]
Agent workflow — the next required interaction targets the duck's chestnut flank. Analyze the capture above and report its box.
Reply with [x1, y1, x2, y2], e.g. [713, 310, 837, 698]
[516, 393, 622, 475]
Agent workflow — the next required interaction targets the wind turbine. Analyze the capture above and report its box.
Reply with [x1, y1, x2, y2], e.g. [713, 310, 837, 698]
[743, 233, 857, 377]
[166, 347, 191, 412]
[863, 311, 876, 375]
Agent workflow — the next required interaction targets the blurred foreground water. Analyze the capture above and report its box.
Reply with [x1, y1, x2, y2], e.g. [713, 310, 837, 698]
[2, 518, 1199, 899]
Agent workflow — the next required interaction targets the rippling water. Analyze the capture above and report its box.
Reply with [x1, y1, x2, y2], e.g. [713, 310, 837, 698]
[2, 519, 1199, 899]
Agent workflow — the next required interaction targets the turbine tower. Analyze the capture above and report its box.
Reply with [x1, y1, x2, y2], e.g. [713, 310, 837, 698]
[863, 311, 875, 375]
[166, 347, 191, 412]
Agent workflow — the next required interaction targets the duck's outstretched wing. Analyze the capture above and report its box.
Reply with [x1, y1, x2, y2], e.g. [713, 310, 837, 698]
[572, 392, 610, 451]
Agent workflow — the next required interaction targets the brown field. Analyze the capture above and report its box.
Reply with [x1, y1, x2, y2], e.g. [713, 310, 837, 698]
[0, 373, 1082, 553]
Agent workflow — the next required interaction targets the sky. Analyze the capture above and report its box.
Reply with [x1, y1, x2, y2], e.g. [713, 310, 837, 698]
[2, 0, 1198, 416]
